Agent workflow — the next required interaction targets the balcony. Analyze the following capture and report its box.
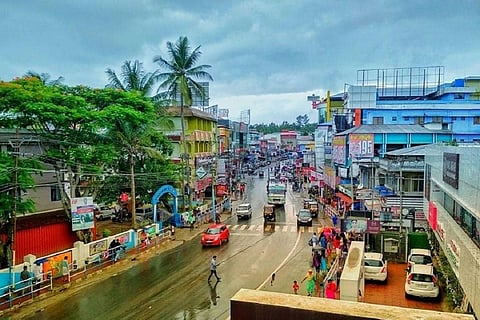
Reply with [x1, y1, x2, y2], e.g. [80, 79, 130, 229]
[379, 159, 424, 172]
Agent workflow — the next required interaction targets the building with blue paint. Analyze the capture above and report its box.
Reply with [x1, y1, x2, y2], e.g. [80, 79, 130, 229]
[344, 66, 480, 142]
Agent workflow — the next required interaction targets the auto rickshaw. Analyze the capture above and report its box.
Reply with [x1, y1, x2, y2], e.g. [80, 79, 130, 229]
[308, 201, 319, 218]
[263, 204, 276, 222]
[303, 198, 313, 209]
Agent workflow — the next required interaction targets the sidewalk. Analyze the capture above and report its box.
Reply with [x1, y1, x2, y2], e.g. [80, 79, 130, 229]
[0, 211, 233, 318]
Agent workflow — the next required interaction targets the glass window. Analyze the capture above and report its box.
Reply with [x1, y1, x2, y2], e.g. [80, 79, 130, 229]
[432, 116, 443, 123]
[373, 117, 384, 125]
[461, 207, 473, 235]
[444, 193, 455, 218]
[414, 116, 425, 124]
[473, 217, 480, 244]
[392, 116, 397, 121]
[50, 186, 61, 202]
[474, 116, 480, 125]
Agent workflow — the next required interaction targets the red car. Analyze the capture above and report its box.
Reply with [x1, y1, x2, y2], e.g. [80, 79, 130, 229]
[201, 223, 230, 247]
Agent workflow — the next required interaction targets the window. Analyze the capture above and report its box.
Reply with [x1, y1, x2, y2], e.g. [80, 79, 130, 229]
[403, 116, 410, 121]
[414, 116, 425, 125]
[451, 116, 457, 121]
[51, 185, 61, 202]
[392, 116, 397, 121]
[474, 116, 480, 125]
[461, 117, 466, 121]
[373, 117, 384, 125]
[432, 116, 443, 123]
[454, 93, 465, 100]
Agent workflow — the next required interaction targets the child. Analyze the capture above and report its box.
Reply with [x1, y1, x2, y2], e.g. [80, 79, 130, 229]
[292, 280, 299, 294]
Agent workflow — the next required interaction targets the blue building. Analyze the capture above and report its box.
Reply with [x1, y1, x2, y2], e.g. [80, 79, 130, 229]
[344, 66, 480, 142]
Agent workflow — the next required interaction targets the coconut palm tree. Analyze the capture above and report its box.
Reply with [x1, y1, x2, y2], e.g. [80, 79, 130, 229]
[106, 60, 160, 99]
[24, 71, 64, 86]
[153, 36, 213, 210]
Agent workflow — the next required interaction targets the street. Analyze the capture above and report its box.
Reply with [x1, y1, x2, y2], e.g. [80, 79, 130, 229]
[11, 170, 444, 320]
[20, 172, 322, 320]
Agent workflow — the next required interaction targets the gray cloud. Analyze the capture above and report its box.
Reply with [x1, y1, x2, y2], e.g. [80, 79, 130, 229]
[1, 0, 479, 124]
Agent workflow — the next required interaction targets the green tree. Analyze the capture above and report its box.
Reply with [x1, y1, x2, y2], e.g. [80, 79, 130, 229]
[0, 152, 42, 268]
[24, 71, 64, 86]
[105, 60, 160, 99]
[153, 36, 213, 209]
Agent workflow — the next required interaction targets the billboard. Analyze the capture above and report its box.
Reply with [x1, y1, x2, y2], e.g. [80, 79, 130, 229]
[332, 136, 346, 165]
[71, 197, 95, 231]
[443, 152, 459, 189]
[349, 133, 374, 158]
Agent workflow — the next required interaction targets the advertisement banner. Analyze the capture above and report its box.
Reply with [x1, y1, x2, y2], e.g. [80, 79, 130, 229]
[332, 136, 346, 165]
[71, 197, 95, 231]
[349, 133, 374, 158]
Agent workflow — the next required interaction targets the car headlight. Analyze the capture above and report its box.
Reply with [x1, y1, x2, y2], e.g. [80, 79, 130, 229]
[308, 218, 312, 221]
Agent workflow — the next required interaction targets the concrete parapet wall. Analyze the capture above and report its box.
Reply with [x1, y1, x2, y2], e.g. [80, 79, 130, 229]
[230, 289, 474, 320]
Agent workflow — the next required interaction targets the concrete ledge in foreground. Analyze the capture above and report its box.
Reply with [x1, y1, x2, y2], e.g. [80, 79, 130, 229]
[230, 289, 474, 320]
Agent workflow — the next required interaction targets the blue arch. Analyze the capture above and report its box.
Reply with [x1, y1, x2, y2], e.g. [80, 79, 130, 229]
[151, 184, 179, 227]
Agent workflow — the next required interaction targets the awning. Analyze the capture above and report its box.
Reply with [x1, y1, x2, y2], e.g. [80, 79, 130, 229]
[335, 192, 353, 205]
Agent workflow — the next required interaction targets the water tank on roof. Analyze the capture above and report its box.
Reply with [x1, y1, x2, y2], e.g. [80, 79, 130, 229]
[453, 79, 465, 87]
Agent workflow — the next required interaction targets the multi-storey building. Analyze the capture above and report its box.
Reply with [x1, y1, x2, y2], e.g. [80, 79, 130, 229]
[425, 145, 480, 317]
[344, 66, 480, 142]
[164, 106, 217, 200]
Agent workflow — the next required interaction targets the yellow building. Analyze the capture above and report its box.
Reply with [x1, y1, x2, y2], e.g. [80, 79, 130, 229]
[164, 106, 218, 200]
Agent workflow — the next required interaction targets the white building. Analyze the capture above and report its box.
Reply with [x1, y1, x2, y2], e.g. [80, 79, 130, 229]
[425, 144, 480, 317]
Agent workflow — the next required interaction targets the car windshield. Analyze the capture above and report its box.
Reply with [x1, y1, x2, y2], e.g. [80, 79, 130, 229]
[206, 228, 221, 235]
[238, 205, 250, 210]
[364, 259, 383, 267]
[410, 255, 432, 264]
[298, 210, 310, 217]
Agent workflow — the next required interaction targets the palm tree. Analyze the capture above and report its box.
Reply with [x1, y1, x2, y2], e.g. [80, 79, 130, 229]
[106, 60, 160, 99]
[109, 120, 166, 229]
[24, 71, 64, 86]
[153, 36, 213, 210]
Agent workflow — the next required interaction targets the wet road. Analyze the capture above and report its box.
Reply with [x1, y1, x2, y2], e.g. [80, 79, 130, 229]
[24, 168, 324, 320]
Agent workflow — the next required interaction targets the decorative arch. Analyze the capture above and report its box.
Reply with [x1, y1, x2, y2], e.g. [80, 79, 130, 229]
[151, 184, 179, 227]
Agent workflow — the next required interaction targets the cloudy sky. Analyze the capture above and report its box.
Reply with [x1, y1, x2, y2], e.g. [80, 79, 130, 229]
[1, 0, 479, 124]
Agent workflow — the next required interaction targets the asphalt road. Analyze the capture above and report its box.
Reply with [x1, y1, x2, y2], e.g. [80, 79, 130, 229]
[18, 169, 323, 320]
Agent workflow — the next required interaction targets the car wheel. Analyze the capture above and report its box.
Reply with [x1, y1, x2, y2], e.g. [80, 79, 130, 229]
[404, 292, 409, 299]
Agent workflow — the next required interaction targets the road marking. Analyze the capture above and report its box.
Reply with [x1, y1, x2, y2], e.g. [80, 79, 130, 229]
[230, 225, 239, 230]
[239, 225, 247, 231]
[256, 223, 303, 290]
[248, 225, 256, 231]
[256, 225, 263, 231]
[282, 226, 288, 232]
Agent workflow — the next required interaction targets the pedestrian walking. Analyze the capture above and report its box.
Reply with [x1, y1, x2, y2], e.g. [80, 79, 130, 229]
[270, 273, 275, 286]
[292, 280, 299, 294]
[208, 255, 221, 282]
[301, 269, 316, 297]
[325, 278, 337, 299]
[61, 256, 69, 282]
[311, 232, 318, 247]
[20, 265, 31, 294]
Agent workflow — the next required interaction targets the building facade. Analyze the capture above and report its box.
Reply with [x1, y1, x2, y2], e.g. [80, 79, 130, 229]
[425, 145, 480, 316]
[344, 66, 480, 142]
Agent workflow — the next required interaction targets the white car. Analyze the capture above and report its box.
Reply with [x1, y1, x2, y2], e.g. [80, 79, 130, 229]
[236, 203, 252, 220]
[405, 264, 440, 299]
[364, 252, 388, 282]
[95, 205, 114, 221]
[407, 248, 433, 271]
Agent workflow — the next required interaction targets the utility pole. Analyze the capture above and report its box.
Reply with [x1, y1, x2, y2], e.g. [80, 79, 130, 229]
[8, 130, 23, 287]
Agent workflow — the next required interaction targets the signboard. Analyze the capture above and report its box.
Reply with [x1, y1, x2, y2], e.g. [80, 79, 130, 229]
[196, 166, 207, 179]
[443, 152, 459, 189]
[366, 220, 381, 234]
[71, 197, 95, 231]
[349, 133, 374, 158]
[332, 136, 346, 165]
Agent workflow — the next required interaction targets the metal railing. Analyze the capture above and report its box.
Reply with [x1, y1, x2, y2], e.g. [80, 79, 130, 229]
[0, 271, 53, 308]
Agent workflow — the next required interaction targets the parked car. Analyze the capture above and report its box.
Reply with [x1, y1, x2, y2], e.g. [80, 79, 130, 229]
[201, 223, 230, 247]
[297, 209, 313, 227]
[236, 203, 252, 220]
[136, 205, 154, 220]
[364, 252, 388, 282]
[407, 248, 433, 272]
[405, 264, 439, 299]
[95, 205, 114, 221]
